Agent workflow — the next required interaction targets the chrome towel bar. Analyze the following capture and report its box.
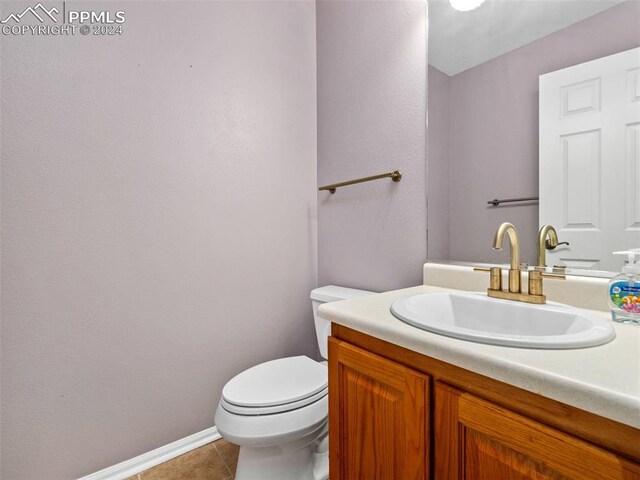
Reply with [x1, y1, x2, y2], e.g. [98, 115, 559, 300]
[487, 196, 539, 207]
[319, 170, 402, 194]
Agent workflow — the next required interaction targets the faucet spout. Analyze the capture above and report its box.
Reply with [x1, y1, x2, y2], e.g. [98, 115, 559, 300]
[493, 222, 521, 293]
[493, 222, 520, 271]
[537, 224, 558, 268]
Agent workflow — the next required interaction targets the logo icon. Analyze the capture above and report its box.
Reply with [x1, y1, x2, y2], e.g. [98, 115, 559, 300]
[1, 3, 59, 24]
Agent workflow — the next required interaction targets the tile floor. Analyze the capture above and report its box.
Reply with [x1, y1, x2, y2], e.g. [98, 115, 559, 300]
[125, 439, 239, 480]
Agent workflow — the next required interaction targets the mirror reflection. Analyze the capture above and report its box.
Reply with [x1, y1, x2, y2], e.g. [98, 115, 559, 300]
[427, 0, 640, 275]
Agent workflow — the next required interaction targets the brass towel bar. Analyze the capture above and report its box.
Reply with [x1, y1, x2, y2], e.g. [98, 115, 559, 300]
[319, 170, 402, 194]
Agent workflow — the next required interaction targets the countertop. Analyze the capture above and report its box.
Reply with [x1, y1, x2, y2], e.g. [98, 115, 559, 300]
[318, 284, 640, 429]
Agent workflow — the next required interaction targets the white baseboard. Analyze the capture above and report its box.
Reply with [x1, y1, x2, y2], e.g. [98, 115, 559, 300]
[78, 426, 221, 480]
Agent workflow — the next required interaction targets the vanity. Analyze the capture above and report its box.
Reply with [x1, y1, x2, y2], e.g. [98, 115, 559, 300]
[320, 265, 640, 479]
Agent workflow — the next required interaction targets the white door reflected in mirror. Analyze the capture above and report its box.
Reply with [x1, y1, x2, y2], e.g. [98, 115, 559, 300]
[539, 47, 640, 272]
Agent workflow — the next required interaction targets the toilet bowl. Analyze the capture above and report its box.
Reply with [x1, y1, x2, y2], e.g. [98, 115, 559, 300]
[215, 285, 374, 480]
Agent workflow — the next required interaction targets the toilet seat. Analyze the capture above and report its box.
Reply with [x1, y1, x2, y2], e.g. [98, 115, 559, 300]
[222, 356, 327, 415]
[215, 395, 328, 449]
[221, 387, 327, 415]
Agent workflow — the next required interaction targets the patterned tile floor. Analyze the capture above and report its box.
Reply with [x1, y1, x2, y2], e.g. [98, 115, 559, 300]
[126, 439, 239, 480]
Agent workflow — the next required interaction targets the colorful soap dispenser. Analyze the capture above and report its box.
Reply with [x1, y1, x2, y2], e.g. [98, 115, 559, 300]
[609, 249, 640, 324]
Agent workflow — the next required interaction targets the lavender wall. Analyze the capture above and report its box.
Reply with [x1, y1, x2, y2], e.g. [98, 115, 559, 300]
[427, 65, 451, 261]
[0, 2, 317, 478]
[430, 1, 640, 265]
[317, 0, 427, 292]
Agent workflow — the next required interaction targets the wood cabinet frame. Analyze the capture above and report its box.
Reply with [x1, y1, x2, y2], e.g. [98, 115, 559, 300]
[330, 324, 640, 479]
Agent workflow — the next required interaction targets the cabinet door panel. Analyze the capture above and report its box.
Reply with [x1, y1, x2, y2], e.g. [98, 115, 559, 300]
[436, 381, 640, 480]
[328, 337, 429, 480]
[464, 429, 570, 480]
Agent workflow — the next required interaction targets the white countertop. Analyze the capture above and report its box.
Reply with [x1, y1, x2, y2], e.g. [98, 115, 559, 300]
[319, 284, 640, 429]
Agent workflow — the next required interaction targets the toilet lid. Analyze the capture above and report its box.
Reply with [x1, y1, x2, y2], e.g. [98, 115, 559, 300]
[222, 356, 328, 408]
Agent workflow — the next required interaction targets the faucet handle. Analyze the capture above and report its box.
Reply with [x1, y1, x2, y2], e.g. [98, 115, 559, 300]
[528, 270, 565, 299]
[474, 266, 503, 291]
[528, 270, 543, 296]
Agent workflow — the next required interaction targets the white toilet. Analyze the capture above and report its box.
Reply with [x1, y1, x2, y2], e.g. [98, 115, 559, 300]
[215, 285, 374, 480]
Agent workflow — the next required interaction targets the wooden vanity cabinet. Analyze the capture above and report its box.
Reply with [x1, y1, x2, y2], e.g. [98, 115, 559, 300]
[328, 326, 640, 480]
[436, 383, 640, 479]
[328, 338, 430, 480]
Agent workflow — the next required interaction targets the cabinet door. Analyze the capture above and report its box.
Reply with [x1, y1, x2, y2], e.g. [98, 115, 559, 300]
[328, 337, 430, 480]
[435, 382, 640, 480]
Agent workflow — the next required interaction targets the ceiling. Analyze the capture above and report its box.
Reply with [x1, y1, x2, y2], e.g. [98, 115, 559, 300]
[428, 0, 630, 76]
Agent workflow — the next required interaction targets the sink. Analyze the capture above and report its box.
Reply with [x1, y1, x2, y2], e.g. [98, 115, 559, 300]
[390, 292, 615, 349]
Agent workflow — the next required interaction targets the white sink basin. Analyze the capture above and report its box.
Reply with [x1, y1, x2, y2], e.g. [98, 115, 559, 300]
[390, 292, 615, 349]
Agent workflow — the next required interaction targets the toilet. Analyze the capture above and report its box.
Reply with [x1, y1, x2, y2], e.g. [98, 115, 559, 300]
[215, 285, 374, 480]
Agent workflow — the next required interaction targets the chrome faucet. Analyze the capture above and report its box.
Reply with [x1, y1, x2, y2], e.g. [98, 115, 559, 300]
[537, 225, 569, 269]
[493, 222, 521, 293]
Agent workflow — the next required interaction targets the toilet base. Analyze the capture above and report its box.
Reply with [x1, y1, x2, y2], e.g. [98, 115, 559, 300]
[235, 439, 328, 480]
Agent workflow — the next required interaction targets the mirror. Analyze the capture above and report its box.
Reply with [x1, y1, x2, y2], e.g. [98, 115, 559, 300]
[426, 0, 640, 276]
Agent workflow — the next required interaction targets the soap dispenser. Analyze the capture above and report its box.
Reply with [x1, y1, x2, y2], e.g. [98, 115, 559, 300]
[609, 249, 640, 324]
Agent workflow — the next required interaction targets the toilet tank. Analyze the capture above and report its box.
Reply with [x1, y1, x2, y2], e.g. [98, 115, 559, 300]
[310, 285, 375, 360]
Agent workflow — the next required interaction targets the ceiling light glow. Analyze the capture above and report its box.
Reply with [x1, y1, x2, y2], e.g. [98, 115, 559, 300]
[449, 0, 486, 12]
